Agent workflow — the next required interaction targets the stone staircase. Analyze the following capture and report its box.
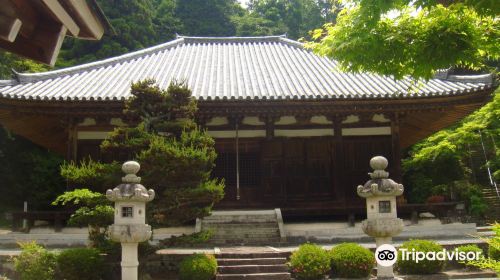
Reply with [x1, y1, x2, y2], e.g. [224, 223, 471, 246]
[481, 187, 500, 223]
[216, 249, 291, 280]
[198, 210, 285, 245]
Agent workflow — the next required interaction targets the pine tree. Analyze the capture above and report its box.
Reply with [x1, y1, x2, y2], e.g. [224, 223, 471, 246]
[61, 79, 224, 226]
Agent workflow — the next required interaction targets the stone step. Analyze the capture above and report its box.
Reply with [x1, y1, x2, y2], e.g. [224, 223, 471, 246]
[202, 221, 278, 226]
[217, 258, 287, 266]
[477, 226, 492, 232]
[203, 224, 279, 230]
[216, 272, 291, 280]
[209, 239, 282, 246]
[218, 264, 289, 274]
[203, 217, 278, 223]
[218, 252, 290, 259]
[207, 229, 280, 236]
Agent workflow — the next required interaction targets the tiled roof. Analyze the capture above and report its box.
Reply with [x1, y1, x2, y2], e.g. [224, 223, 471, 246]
[0, 35, 495, 102]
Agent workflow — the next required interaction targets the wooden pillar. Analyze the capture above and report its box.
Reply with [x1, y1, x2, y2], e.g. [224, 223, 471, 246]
[229, 115, 243, 201]
[65, 118, 78, 162]
[390, 113, 402, 182]
[265, 115, 277, 140]
[391, 113, 405, 204]
[333, 115, 345, 202]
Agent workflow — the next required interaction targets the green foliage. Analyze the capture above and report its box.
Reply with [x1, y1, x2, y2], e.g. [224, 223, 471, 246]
[402, 90, 499, 210]
[159, 230, 213, 247]
[178, 254, 217, 280]
[308, 1, 499, 80]
[52, 188, 108, 207]
[455, 244, 483, 268]
[0, 50, 49, 79]
[52, 189, 113, 250]
[489, 238, 500, 260]
[14, 242, 57, 280]
[397, 240, 445, 274]
[289, 243, 330, 280]
[60, 159, 121, 193]
[60, 80, 224, 226]
[56, 248, 104, 280]
[67, 205, 114, 228]
[0, 128, 65, 210]
[52, 189, 113, 228]
[176, 0, 243, 36]
[468, 223, 500, 274]
[247, 0, 340, 39]
[59, 0, 160, 65]
[329, 243, 374, 278]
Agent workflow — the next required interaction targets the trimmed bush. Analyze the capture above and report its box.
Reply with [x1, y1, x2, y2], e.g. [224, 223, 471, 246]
[397, 239, 445, 274]
[330, 243, 374, 278]
[179, 254, 217, 280]
[56, 248, 104, 280]
[489, 238, 500, 260]
[455, 244, 483, 268]
[289, 243, 330, 280]
[14, 242, 57, 280]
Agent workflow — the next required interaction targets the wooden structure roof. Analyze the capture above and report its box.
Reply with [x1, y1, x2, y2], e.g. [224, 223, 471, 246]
[0, 0, 111, 65]
[0, 36, 496, 154]
[0, 35, 495, 101]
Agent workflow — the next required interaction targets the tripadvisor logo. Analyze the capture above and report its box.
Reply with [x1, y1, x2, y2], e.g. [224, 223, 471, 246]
[375, 244, 482, 267]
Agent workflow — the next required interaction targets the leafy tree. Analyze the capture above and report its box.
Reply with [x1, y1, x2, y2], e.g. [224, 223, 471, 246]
[247, 0, 340, 39]
[403, 89, 499, 214]
[0, 51, 48, 79]
[60, 80, 224, 226]
[175, 0, 244, 36]
[59, 0, 161, 66]
[308, 0, 499, 79]
[233, 13, 287, 36]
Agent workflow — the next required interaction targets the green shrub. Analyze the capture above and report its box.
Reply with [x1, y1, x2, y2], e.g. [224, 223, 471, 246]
[289, 243, 330, 280]
[14, 242, 57, 280]
[489, 238, 500, 260]
[330, 243, 374, 278]
[179, 254, 217, 280]
[455, 244, 483, 268]
[56, 248, 104, 280]
[397, 240, 445, 274]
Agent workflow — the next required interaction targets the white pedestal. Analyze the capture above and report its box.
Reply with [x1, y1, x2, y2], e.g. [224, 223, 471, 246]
[376, 237, 394, 280]
[121, 242, 139, 280]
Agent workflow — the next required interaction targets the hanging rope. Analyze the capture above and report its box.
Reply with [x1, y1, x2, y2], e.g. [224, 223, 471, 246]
[479, 130, 499, 198]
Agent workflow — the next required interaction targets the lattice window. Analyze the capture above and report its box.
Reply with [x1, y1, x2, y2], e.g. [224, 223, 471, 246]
[122, 206, 133, 218]
[239, 153, 260, 186]
[212, 152, 260, 187]
[379, 201, 391, 213]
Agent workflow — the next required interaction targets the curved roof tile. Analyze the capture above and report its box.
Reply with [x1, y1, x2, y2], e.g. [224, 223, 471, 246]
[0, 36, 494, 102]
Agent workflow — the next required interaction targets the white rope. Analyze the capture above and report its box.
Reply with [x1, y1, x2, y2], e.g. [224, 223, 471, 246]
[479, 130, 499, 198]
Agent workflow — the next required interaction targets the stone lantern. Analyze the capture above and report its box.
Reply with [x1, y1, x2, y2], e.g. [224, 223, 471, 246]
[106, 161, 155, 280]
[357, 156, 404, 279]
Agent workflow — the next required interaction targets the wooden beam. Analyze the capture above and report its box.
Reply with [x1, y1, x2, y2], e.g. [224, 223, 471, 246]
[7, 0, 37, 38]
[0, 13, 21, 42]
[41, 0, 80, 36]
[0, 23, 67, 66]
[68, 0, 105, 39]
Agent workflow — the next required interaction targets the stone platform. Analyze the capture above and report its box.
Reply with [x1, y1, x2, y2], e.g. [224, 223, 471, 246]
[0, 218, 481, 248]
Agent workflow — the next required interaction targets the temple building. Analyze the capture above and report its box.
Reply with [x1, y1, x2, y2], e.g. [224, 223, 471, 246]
[0, 36, 496, 215]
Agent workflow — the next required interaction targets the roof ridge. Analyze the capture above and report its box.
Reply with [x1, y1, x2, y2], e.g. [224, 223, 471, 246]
[12, 38, 185, 83]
